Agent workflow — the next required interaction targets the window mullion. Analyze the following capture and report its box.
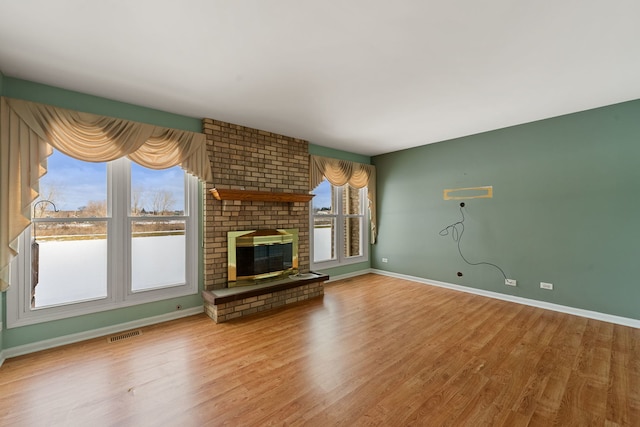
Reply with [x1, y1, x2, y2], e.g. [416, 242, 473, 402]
[108, 158, 130, 302]
[336, 186, 345, 263]
[185, 177, 198, 288]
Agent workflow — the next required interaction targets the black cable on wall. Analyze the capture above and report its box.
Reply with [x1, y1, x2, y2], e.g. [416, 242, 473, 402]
[439, 202, 507, 280]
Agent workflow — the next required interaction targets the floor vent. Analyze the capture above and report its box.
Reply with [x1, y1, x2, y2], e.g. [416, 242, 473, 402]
[108, 330, 142, 343]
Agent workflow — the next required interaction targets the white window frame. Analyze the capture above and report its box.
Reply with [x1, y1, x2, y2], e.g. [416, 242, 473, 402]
[7, 157, 199, 328]
[310, 183, 369, 270]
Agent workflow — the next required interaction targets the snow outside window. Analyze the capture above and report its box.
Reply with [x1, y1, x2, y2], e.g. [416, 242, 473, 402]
[7, 149, 199, 327]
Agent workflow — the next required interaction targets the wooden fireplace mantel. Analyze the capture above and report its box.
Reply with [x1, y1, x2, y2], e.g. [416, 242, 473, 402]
[210, 188, 314, 203]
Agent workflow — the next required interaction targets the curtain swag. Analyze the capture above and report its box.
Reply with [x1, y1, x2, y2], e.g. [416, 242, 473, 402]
[309, 155, 377, 244]
[0, 96, 212, 291]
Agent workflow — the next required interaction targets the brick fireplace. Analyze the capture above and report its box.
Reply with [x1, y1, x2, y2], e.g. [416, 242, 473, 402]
[201, 119, 325, 322]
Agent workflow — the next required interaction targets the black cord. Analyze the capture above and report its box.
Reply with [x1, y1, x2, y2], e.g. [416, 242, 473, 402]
[439, 205, 507, 280]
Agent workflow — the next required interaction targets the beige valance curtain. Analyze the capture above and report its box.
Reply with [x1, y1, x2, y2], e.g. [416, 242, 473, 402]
[310, 155, 377, 244]
[0, 96, 212, 291]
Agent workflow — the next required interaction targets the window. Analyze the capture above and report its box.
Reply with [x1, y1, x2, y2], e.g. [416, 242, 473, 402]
[311, 179, 368, 268]
[7, 149, 199, 327]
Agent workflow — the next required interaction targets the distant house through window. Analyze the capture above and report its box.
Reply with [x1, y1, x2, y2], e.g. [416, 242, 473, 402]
[7, 149, 198, 327]
[311, 179, 368, 268]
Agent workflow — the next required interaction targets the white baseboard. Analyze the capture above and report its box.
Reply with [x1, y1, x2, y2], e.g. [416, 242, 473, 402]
[0, 321, 4, 367]
[2, 306, 204, 360]
[371, 269, 640, 329]
[323, 268, 374, 283]
[4, 269, 636, 362]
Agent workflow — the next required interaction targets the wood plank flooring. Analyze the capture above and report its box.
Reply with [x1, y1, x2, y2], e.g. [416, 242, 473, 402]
[1, 274, 638, 426]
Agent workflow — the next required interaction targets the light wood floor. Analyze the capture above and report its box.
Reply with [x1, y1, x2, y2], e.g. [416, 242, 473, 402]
[1, 274, 638, 426]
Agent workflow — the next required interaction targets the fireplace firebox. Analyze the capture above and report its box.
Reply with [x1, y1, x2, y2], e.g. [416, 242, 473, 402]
[227, 229, 298, 287]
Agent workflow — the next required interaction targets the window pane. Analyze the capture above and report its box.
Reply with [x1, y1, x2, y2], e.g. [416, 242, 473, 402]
[35, 149, 107, 218]
[131, 220, 186, 291]
[312, 180, 334, 214]
[131, 163, 185, 216]
[344, 217, 362, 257]
[313, 217, 336, 262]
[343, 185, 362, 215]
[32, 149, 108, 309]
[32, 221, 108, 308]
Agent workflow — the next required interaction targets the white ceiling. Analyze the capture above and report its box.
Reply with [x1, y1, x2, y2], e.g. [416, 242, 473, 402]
[1, 1, 639, 156]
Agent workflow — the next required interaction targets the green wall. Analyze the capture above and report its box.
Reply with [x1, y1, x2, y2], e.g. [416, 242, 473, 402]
[3, 77, 201, 132]
[3, 294, 202, 349]
[309, 143, 371, 164]
[372, 99, 640, 320]
[314, 261, 371, 278]
[1, 77, 204, 350]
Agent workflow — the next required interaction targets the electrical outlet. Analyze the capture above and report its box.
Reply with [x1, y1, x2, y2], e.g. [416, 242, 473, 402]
[381, 258, 388, 263]
[540, 282, 553, 290]
[505, 279, 517, 287]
